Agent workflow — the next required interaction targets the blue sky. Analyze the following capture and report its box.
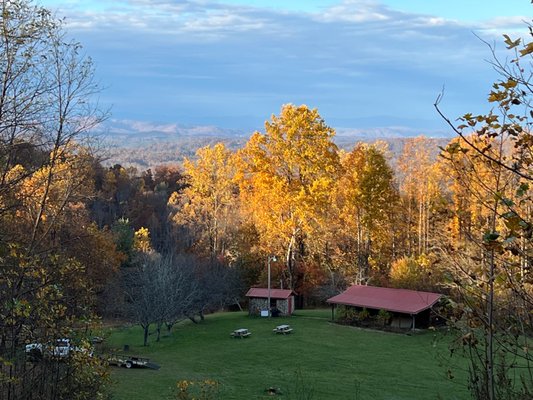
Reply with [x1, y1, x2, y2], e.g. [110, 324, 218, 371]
[38, 0, 532, 135]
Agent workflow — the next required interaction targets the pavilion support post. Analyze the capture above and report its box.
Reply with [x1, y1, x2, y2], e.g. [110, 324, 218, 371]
[331, 304, 335, 322]
[411, 314, 415, 331]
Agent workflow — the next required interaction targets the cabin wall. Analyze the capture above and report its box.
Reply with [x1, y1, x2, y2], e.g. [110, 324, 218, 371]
[248, 298, 268, 315]
[248, 298, 292, 316]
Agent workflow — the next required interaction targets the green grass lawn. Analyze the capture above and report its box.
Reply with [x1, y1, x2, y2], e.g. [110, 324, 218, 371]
[104, 310, 469, 400]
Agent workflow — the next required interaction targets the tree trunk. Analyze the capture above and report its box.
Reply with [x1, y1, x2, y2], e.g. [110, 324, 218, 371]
[418, 196, 423, 255]
[425, 196, 430, 254]
[356, 209, 363, 284]
[143, 324, 149, 346]
[407, 198, 413, 256]
[166, 321, 174, 333]
[286, 233, 296, 290]
[486, 249, 495, 400]
[156, 323, 161, 342]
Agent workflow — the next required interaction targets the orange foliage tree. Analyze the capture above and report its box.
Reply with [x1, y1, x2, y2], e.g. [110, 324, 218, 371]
[236, 104, 340, 290]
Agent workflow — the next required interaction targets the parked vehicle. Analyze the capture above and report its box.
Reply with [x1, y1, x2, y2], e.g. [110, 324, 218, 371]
[25, 339, 91, 360]
[108, 354, 160, 369]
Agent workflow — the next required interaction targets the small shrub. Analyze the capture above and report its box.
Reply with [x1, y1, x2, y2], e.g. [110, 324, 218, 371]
[334, 305, 348, 321]
[175, 379, 219, 400]
[376, 309, 391, 327]
[345, 308, 359, 324]
[356, 308, 370, 322]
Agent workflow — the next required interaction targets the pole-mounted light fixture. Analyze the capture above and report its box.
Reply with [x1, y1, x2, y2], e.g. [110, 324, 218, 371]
[267, 255, 277, 317]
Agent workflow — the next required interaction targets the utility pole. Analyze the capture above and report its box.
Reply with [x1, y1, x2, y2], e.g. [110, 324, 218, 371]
[267, 255, 277, 316]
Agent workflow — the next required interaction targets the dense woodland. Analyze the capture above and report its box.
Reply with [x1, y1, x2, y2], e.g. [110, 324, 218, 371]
[0, 1, 532, 399]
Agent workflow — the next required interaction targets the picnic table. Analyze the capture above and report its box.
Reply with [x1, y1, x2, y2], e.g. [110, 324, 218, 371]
[231, 328, 251, 338]
[273, 324, 293, 334]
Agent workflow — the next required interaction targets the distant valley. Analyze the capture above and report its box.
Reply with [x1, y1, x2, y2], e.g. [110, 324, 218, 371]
[97, 119, 452, 171]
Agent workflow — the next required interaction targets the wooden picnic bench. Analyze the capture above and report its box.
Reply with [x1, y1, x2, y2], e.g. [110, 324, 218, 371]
[231, 328, 251, 338]
[273, 324, 293, 334]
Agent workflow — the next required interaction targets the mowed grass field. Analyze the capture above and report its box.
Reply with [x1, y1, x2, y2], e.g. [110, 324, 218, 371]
[105, 310, 470, 400]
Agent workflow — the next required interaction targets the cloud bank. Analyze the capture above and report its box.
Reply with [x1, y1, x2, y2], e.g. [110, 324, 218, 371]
[43, 0, 531, 132]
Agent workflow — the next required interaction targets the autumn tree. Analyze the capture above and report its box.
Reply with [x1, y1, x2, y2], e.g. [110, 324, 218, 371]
[389, 254, 441, 291]
[90, 164, 141, 227]
[439, 132, 529, 400]
[329, 143, 398, 284]
[133, 227, 153, 254]
[128, 165, 185, 253]
[435, 23, 533, 400]
[153, 164, 185, 195]
[0, 1, 109, 398]
[64, 223, 124, 314]
[236, 104, 340, 290]
[169, 143, 238, 258]
[397, 137, 447, 256]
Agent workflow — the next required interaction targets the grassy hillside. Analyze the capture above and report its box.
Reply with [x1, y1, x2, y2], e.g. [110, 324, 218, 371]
[105, 310, 469, 400]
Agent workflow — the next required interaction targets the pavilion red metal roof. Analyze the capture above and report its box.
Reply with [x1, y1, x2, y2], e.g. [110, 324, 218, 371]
[327, 285, 442, 315]
[246, 288, 294, 299]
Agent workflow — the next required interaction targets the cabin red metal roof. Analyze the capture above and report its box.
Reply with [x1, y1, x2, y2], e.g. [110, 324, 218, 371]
[246, 288, 294, 299]
[327, 285, 442, 315]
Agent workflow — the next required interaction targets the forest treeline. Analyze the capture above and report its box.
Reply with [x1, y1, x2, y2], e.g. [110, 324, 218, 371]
[0, 1, 532, 399]
[97, 105, 527, 299]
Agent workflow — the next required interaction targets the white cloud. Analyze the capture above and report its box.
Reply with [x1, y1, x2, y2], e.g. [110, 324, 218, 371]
[426, 17, 448, 26]
[182, 13, 268, 34]
[317, 0, 391, 23]
[41, 0, 518, 130]
[479, 16, 531, 35]
[57, 0, 283, 38]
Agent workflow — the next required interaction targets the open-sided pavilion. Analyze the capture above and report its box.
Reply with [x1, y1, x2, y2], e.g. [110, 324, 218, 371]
[327, 285, 442, 330]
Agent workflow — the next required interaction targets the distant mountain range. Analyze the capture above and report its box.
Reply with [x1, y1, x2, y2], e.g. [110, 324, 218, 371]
[97, 119, 452, 143]
[96, 119, 247, 142]
[95, 119, 453, 170]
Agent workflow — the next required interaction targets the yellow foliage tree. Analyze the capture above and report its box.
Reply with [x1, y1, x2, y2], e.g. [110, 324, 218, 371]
[330, 143, 397, 283]
[397, 136, 447, 256]
[8, 144, 94, 248]
[0, 1, 109, 397]
[389, 254, 439, 291]
[434, 24, 533, 396]
[236, 104, 340, 289]
[170, 142, 238, 257]
[134, 226, 153, 253]
[439, 135, 516, 244]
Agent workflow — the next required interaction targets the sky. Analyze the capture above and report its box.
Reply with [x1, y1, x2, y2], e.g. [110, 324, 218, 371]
[38, 0, 532, 135]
